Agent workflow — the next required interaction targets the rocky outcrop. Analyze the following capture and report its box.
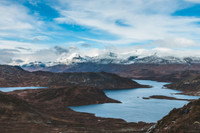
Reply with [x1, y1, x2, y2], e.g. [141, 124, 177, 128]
[150, 98, 200, 133]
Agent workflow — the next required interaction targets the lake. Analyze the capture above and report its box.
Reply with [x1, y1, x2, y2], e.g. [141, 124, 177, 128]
[70, 80, 200, 123]
[0, 87, 46, 92]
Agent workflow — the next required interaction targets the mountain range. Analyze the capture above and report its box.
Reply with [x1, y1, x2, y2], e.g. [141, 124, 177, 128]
[12, 52, 200, 67]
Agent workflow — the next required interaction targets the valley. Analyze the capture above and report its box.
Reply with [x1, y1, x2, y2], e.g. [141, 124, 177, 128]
[2, 1, 200, 132]
[1, 64, 200, 132]
[0, 65, 153, 132]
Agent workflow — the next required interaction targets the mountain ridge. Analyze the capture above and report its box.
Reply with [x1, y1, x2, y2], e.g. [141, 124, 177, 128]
[12, 53, 200, 67]
[21, 62, 200, 82]
[0, 65, 147, 89]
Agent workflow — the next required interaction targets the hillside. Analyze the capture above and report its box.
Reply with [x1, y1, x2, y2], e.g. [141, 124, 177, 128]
[0, 87, 153, 133]
[0, 65, 146, 89]
[0, 65, 153, 132]
[0, 91, 46, 122]
[150, 98, 200, 133]
[0, 91, 61, 133]
[22, 63, 200, 82]
[9, 86, 120, 106]
[166, 74, 200, 96]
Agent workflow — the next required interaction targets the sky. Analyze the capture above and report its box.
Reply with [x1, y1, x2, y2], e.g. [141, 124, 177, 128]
[1, 0, 200, 64]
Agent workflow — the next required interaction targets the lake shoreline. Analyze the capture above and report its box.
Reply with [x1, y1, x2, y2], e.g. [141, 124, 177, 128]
[1, 79, 199, 132]
[5, 85, 154, 132]
[70, 79, 200, 123]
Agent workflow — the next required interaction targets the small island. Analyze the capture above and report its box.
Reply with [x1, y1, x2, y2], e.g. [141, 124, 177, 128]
[143, 95, 194, 101]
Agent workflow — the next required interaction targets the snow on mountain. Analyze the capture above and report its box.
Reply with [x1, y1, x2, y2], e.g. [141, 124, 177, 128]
[10, 51, 200, 67]
[56, 53, 87, 64]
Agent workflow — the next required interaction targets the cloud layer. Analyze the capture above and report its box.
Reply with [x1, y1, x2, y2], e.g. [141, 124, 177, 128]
[1, 0, 200, 64]
[54, 0, 200, 46]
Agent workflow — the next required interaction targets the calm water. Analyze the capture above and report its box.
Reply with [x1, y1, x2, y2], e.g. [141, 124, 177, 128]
[70, 80, 200, 123]
[0, 87, 46, 92]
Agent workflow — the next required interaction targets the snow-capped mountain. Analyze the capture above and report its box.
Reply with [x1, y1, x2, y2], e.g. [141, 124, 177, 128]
[56, 53, 88, 64]
[11, 52, 200, 67]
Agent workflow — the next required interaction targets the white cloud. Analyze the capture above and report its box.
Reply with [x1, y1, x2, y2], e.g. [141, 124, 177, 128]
[0, 49, 15, 64]
[153, 37, 197, 48]
[53, 0, 200, 47]
[109, 47, 200, 58]
[185, 0, 200, 3]
[28, 0, 41, 6]
[0, 1, 39, 31]
[31, 36, 50, 43]
[0, 3, 33, 30]
[0, 40, 47, 54]
[0, 1, 48, 42]
[78, 37, 135, 45]
[1, 0, 200, 65]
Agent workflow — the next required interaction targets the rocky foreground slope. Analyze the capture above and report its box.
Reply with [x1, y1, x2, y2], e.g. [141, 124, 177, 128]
[150, 98, 200, 133]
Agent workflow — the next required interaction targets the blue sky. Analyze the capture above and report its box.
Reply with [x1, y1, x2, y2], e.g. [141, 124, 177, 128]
[1, 0, 200, 64]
